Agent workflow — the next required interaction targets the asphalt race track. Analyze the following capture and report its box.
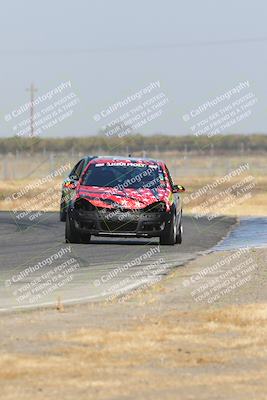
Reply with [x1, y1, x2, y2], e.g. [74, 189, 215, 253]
[0, 211, 235, 312]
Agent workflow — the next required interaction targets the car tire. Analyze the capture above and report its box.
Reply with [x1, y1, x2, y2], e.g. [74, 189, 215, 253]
[79, 232, 92, 244]
[160, 212, 177, 245]
[60, 200, 67, 222]
[176, 218, 183, 244]
[65, 212, 91, 244]
[65, 212, 81, 243]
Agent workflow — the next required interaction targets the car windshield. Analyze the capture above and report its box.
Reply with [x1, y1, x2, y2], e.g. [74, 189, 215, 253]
[81, 162, 166, 189]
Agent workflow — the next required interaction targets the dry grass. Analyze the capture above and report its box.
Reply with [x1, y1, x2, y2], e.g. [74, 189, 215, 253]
[1, 304, 267, 399]
[0, 174, 266, 217]
[0, 154, 266, 216]
[176, 175, 267, 217]
[0, 179, 62, 212]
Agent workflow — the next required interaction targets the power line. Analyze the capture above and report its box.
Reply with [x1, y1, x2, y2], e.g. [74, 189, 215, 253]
[1, 36, 267, 55]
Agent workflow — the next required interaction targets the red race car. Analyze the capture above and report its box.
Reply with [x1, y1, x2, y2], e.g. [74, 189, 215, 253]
[65, 157, 185, 245]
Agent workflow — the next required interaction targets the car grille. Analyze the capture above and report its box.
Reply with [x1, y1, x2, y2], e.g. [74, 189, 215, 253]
[100, 220, 138, 232]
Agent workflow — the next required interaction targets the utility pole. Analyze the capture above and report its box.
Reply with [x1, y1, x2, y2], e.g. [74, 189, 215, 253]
[26, 83, 38, 137]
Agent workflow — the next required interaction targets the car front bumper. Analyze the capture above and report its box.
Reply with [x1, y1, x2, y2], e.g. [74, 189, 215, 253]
[68, 207, 172, 238]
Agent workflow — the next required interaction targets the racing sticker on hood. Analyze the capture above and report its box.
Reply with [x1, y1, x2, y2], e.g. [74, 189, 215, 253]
[78, 186, 166, 210]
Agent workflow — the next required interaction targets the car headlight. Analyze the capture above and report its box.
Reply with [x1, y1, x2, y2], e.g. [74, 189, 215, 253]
[74, 199, 95, 211]
[144, 202, 166, 212]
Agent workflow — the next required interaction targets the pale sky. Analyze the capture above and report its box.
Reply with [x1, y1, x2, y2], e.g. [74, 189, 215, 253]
[0, 0, 266, 137]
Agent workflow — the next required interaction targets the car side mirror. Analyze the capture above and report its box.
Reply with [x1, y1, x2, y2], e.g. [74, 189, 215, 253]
[69, 174, 79, 181]
[173, 184, 185, 193]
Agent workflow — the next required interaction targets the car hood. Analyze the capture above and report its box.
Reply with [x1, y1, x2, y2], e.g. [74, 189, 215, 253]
[77, 185, 172, 210]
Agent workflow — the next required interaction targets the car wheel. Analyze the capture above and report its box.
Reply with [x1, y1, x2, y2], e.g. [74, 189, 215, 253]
[65, 212, 81, 243]
[60, 200, 67, 222]
[160, 212, 177, 245]
[176, 217, 183, 244]
[65, 212, 91, 244]
[79, 232, 91, 244]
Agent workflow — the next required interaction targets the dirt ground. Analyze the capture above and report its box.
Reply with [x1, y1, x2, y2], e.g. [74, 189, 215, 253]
[1, 246, 267, 400]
